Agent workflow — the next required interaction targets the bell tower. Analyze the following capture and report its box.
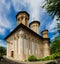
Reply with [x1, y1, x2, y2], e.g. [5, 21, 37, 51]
[42, 30, 50, 57]
[42, 30, 48, 38]
[16, 11, 29, 27]
[29, 21, 40, 34]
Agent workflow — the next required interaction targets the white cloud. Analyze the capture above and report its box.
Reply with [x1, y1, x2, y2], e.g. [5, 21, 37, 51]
[46, 17, 60, 32]
[0, 15, 12, 29]
[51, 33, 59, 41]
[0, 0, 10, 13]
[0, 40, 6, 47]
[0, 0, 13, 35]
[12, 0, 45, 21]
[0, 0, 45, 35]
[0, 0, 59, 40]
[25, 0, 45, 21]
[0, 27, 6, 35]
[12, 0, 26, 12]
[46, 17, 60, 41]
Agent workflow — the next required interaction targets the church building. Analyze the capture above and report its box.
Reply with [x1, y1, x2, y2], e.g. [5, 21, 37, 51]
[5, 11, 50, 61]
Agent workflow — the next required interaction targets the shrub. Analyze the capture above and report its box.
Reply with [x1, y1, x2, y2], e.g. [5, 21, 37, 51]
[0, 46, 6, 61]
[37, 52, 60, 61]
[37, 56, 54, 61]
[24, 59, 27, 62]
[44, 55, 55, 60]
[28, 55, 37, 61]
[28, 53, 60, 61]
[53, 52, 60, 59]
[0, 54, 3, 61]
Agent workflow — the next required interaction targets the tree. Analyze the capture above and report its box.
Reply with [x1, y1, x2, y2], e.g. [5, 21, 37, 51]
[0, 46, 6, 60]
[50, 23, 60, 54]
[43, 0, 60, 20]
[43, 0, 60, 54]
[51, 36, 60, 54]
[57, 23, 60, 34]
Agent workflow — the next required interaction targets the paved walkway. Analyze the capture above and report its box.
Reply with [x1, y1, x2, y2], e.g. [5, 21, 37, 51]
[0, 59, 24, 64]
[0, 58, 59, 64]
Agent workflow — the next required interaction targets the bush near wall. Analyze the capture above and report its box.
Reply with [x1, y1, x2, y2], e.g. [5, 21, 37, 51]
[28, 55, 37, 61]
[28, 53, 60, 61]
[37, 52, 60, 61]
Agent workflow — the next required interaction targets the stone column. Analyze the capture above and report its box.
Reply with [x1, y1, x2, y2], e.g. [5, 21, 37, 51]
[33, 40, 36, 56]
[7, 40, 10, 58]
[35, 41, 38, 57]
[16, 38, 18, 58]
[32, 39, 34, 55]
[38, 42, 40, 58]
[18, 35, 20, 59]
[39, 41, 44, 58]
[30, 38, 32, 55]
[26, 36, 29, 60]
[43, 39, 50, 57]
[14, 35, 18, 59]
[19, 35, 24, 61]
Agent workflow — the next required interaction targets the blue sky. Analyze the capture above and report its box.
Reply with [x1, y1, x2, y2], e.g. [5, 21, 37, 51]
[0, 0, 59, 47]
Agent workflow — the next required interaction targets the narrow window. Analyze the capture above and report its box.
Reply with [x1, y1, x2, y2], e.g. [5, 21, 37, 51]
[11, 51, 14, 57]
[21, 16, 23, 20]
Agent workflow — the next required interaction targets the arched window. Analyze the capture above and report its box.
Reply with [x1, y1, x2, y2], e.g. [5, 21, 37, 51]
[21, 16, 24, 20]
